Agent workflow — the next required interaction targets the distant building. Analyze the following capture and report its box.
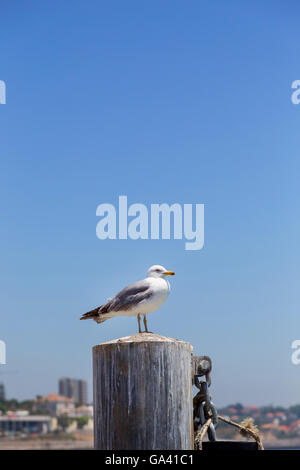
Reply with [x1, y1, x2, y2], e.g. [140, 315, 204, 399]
[73, 405, 93, 418]
[34, 393, 75, 417]
[0, 414, 56, 434]
[58, 378, 87, 404]
[0, 383, 5, 401]
[6, 410, 29, 417]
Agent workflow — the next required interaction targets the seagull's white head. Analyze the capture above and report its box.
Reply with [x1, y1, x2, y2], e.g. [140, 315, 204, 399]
[147, 265, 175, 279]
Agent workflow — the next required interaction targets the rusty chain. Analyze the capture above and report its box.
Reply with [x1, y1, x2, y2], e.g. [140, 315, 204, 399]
[193, 356, 218, 449]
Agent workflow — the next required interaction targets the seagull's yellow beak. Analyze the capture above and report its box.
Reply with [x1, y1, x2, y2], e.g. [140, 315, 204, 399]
[163, 270, 175, 276]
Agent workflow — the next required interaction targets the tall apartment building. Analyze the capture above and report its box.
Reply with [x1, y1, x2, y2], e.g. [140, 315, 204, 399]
[0, 383, 5, 401]
[58, 377, 87, 404]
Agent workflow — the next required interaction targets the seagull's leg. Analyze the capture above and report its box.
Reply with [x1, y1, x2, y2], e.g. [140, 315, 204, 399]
[143, 315, 149, 333]
[137, 314, 142, 334]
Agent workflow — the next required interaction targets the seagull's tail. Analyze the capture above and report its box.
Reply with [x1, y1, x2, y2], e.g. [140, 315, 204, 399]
[80, 307, 100, 320]
[80, 305, 112, 323]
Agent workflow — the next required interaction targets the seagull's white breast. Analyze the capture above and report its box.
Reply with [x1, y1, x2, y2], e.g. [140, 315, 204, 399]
[139, 277, 171, 314]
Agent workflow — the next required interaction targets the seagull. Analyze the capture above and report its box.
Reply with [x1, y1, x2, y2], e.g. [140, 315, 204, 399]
[80, 265, 175, 333]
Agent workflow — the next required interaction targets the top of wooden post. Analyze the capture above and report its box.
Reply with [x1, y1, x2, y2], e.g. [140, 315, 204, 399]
[94, 333, 193, 350]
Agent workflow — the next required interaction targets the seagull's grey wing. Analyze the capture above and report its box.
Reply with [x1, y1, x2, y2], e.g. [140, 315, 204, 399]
[101, 280, 153, 313]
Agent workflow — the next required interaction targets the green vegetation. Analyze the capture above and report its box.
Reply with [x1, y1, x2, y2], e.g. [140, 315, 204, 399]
[77, 416, 89, 428]
[0, 399, 36, 414]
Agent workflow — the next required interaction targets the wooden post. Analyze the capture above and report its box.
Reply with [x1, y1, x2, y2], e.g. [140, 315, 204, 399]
[93, 333, 194, 450]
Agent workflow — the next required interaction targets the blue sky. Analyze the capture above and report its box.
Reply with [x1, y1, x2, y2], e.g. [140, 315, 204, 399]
[0, 1, 299, 406]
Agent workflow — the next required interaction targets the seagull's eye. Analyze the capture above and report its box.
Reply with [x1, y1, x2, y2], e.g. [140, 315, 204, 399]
[155, 269, 160, 272]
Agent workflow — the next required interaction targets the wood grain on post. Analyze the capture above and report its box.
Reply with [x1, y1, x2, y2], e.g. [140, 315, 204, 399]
[93, 333, 194, 450]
